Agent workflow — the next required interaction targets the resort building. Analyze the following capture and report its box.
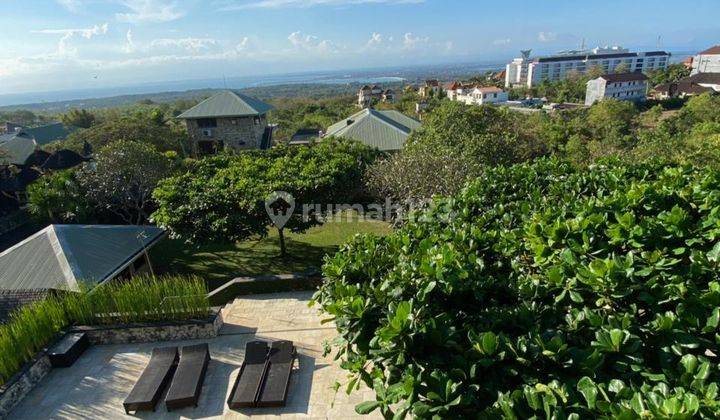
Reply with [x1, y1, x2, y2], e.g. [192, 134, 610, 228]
[505, 46, 670, 88]
[178, 90, 274, 155]
[325, 108, 421, 151]
[357, 85, 395, 107]
[691, 45, 720, 74]
[585, 73, 648, 106]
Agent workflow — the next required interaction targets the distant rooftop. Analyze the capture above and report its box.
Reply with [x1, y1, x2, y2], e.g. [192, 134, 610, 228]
[177, 90, 273, 119]
[326, 109, 421, 151]
[698, 45, 720, 55]
[597, 72, 649, 83]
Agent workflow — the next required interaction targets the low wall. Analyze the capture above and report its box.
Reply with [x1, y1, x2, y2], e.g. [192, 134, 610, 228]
[0, 353, 52, 419]
[71, 310, 223, 345]
[208, 271, 323, 305]
[0, 310, 222, 418]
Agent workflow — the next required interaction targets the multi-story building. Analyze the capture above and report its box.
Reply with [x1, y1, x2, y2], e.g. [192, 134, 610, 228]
[456, 86, 509, 105]
[506, 46, 670, 88]
[357, 85, 396, 107]
[691, 45, 720, 74]
[585, 73, 648, 106]
[178, 90, 274, 155]
[419, 80, 441, 97]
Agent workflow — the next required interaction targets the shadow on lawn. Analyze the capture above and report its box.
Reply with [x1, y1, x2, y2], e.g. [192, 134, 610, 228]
[151, 236, 338, 290]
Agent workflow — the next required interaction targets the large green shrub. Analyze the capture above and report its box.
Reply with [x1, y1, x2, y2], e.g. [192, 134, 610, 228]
[313, 159, 720, 418]
[0, 275, 209, 385]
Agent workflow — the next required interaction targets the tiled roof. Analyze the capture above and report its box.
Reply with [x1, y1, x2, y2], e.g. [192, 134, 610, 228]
[475, 87, 504, 93]
[698, 45, 720, 55]
[177, 90, 273, 119]
[21, 123, 74, 145]
[0, 289, 51, 323]
[685, 72, 720, 85]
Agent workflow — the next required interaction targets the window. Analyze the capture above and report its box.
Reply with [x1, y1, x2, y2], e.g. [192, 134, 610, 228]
[197, 118, 217, 128]
[254, 116, 262, 125]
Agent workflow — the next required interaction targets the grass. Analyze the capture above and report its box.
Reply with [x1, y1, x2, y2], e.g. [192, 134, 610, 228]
[0, 275, 209, 385]
[151, 214, 392, 291]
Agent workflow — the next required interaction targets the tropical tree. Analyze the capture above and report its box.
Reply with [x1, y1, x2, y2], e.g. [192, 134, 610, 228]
[26, 170, 92, 223]
[61, 109, 96, 128]
[79, 141, 174, 225]
[152, 139, 377, 256]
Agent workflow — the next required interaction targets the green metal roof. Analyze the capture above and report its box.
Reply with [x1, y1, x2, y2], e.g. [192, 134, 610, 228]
[325, 109, 421, 151]
[177, 90, 273, 119]
[0, 132, 36, 165]
[21, 123, 74, 145]
[0, 225, 165, 292]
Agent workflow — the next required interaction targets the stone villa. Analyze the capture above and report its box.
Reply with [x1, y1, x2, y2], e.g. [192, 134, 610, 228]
[178, 90, 274, 155]
[357, 85, 395, 107]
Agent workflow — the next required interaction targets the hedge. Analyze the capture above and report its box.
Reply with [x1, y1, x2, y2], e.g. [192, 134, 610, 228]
[313, 159, 720, 418]
[0, 275, 209, 385]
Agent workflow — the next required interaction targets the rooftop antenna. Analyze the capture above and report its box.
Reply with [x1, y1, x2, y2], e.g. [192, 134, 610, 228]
[657, 35, 662, 49]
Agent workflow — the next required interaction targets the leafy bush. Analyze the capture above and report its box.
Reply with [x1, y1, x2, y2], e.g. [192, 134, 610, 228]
[152, 139, 378, 255]
[313, 159, 720, 418]
[0, 275, 209, 385]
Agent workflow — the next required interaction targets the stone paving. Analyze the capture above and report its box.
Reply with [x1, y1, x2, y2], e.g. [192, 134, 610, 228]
[10, 291, 381, 419]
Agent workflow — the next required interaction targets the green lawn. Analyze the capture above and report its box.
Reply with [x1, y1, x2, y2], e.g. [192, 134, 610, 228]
[150, 215, 391, 291]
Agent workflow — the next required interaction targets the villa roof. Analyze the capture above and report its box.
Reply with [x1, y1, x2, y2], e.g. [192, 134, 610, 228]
[21, 123, 74, 145]
[325, 109, 421, 151]
[177, 90, 273, 119]
[0, 225, 166, 292]
[698, 45, 720, 55]
[0, 132, 37, 165]
[598, 72, 648, 83]
[684, 72, 720, 85]
[474, 86, 504, 93]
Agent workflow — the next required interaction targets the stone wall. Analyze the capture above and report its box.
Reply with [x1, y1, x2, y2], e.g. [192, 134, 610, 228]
[186, 115, 267, 153]
[0, 353, 52, 418]
[70, 310, 223, 345]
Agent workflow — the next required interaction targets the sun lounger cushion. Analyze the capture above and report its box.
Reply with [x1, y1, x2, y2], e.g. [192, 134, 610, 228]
[256, 340, 295, 407]
[165, 343, 211, 411]
[123, 346, 178, 414]
[228, 341, 269, 409]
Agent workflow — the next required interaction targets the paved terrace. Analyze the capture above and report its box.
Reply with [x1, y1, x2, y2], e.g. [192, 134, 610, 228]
[10, 291, 380, 419]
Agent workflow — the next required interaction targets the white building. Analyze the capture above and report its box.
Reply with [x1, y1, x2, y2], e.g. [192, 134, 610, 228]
[691, 46, 720, 75]
[506, 46, 670, 88]
[585, 73, 648, 106]
[456, 86, 509, 105]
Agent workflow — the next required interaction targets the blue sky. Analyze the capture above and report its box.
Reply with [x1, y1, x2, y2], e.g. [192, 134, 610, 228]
[0, 0, 718, 94]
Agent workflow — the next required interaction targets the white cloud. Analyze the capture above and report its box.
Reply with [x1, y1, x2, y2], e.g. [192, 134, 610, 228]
[236, 37, 251, 51]
[32, 23, 109, 57]
[493, 38, 511, 46]
[217, 0, 424, 10]
[123, 29, 136, 53]
[402, 32, 429, 50]
[116, 0, 185, 23]
[56, 0, 83, 12]
[149, 38, 218, 53]
[288, 31, 337, 54]
[538, 31, 557, 42]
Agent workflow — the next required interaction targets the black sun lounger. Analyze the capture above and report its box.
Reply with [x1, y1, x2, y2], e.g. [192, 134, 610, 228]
[165, 343, 211, 411]
[228, 341, 269, 409]
[123, 346, 178, 414]
[257, 340, 296, 407]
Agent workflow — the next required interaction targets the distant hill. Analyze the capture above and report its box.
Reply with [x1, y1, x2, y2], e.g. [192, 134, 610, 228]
[0, 83, 394, 113]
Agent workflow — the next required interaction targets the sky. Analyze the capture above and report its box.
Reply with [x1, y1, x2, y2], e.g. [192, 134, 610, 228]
[0, 0, 718, 95]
